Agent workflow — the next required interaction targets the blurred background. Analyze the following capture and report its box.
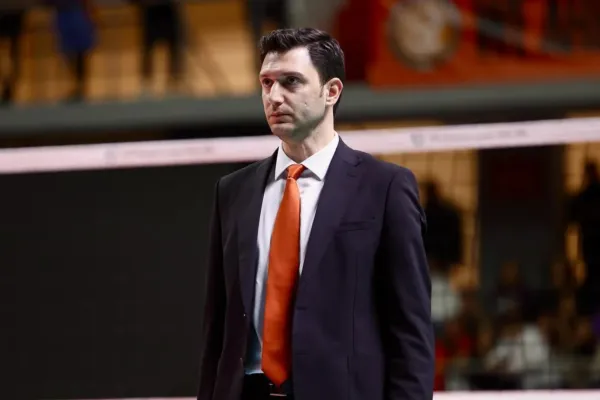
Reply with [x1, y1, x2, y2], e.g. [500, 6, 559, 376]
[2, 0, 600, 399]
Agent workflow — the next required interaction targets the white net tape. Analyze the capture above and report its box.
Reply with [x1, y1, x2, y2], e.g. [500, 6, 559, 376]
[2, 117, 600, 174]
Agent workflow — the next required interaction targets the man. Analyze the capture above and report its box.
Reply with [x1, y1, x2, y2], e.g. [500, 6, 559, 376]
[569, 161, 600, 315]
[246, 0, 291, 72]
[0, 0, 26, 104]
[129, 0, 185, 95]
[197, 28, 434, 400]
[423, 181, 462, 272]
[44, 0, 97, 102]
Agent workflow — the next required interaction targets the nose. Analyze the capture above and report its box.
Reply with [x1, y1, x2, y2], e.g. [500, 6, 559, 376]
[267, 82, 284, 106]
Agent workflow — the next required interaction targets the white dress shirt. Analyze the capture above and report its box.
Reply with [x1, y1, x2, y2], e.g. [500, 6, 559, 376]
[244, 134, 340, 374]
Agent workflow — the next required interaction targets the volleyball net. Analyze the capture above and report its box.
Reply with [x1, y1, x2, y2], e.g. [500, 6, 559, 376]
[12, 117, 600, 400]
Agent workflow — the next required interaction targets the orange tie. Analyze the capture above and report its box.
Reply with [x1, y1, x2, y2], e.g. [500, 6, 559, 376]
[262, 164, 305, 387]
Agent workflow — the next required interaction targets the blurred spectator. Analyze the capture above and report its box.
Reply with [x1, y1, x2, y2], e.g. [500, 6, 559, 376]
[469, 318, 522, 390]
[129, 0, 185, 95]
[492, 261, 531, 319]
[568, 161, 600, 315]
[550, 293, 593, 389]
[535, 259, 580, 316]
[555, 293, 579, 351]
[246, 0, 290, 70]
[0, 1, 26, 104]
[533, 313, 565, 389]
[573, 318, 597, 362]
[562, 316, 599, 388]
[423, 181, 463, 272]
[551, 258, 580, 295]
[434, 318, 473, 391]
[44, 0, 98, 102]
[479, 315, 557, 390]
[430, 258, 462, 330]
[467, 322, 495, 379]
[456, 290, 484, 338]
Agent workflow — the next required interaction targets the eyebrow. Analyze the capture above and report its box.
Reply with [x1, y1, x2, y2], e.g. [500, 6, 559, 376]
[259, 70, 307, 80]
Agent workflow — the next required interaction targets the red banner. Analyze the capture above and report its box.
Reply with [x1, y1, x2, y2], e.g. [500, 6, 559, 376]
[367, 0, 600, 87]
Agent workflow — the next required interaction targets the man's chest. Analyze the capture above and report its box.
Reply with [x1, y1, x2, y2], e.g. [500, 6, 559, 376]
[257, 177, 325, 271]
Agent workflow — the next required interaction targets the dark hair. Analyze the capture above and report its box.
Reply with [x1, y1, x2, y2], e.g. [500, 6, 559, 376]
[259, 28, 345, 114]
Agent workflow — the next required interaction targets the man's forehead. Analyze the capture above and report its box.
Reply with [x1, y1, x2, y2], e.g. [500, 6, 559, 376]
[260, 47, 314, 76]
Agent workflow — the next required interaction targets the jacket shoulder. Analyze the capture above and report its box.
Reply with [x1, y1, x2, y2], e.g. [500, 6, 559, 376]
[218, 160, 263, 191]
[353, 148, 418, 184]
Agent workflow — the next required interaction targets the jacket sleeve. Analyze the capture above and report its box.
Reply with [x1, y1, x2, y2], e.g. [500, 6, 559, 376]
[378, 168, 435, 400]
[197, 179, 227, 400]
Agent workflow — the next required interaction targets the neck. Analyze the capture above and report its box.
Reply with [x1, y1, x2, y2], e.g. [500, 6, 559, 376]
[281, 116, 336, 163]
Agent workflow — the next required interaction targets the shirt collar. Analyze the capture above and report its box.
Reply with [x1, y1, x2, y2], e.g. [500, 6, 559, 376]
[274, 134, 339, 181]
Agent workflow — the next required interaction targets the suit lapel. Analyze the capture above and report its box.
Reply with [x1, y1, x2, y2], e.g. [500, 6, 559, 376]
[238, 152, 276, 318]
[297, 140, 362, 301]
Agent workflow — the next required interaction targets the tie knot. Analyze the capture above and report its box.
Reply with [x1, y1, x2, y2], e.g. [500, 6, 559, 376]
[287, 164, 305, 180]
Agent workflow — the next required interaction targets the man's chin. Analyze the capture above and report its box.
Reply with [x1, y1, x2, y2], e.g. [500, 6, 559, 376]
[269, 124, 295, 138]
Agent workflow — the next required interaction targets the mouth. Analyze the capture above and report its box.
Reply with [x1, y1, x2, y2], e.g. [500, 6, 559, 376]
[270, 113, 292, 121]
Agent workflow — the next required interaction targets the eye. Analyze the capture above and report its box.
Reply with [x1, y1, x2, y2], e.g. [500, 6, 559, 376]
[262, 78, 273, 87]
[284, 76, 300, 86]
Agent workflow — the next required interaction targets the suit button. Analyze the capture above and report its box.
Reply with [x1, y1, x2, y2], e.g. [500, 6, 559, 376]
[243, 313, 246, 318]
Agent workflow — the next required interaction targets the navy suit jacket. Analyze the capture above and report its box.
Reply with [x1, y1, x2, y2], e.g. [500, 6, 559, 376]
[197, 139, 434, 400]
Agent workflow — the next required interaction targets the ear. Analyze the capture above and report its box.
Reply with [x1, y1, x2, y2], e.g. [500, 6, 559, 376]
[324, 78, 343, 108]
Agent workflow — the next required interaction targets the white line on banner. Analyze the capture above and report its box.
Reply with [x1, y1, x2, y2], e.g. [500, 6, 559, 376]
[2, 117, 600, 174]
[48, 391, 600, 400]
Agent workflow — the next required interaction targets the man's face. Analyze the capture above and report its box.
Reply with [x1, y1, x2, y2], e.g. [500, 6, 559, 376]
[259, 47, 328, 141]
